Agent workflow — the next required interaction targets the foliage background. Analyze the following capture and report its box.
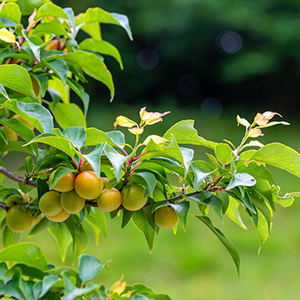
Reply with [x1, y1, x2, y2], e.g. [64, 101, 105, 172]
[3, 0, 300, 299]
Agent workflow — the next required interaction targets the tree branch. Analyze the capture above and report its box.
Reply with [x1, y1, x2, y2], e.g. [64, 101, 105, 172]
[0, 166, 37, 188]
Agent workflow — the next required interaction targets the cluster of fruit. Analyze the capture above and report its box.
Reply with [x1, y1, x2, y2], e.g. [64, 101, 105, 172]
[5, 168, 179, 233]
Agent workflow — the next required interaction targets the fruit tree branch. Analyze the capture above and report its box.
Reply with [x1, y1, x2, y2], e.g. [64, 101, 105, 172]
[0, 166, 37, 188]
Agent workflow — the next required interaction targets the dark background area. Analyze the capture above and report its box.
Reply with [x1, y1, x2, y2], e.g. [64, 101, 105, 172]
[53, 0, 300, 121]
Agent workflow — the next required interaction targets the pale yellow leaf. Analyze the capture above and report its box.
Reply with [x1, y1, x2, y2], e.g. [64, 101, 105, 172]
[0, 28, 16, 44]
[248, 128, 263, 138]
[143, 135, 168, 145]
[113, 116, 138, 128]
[139, 107, 170, 126]
[128, 126, 144, 135]
[237, 115, 250, 128]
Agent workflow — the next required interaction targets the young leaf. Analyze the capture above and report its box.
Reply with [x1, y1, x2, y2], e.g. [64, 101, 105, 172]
[0, 243, 48, 271]
[78, 254, 105, 283]
[36, 3, 68, 19]
[0, 3, 21, 24]
[195, 216, 240, 276]
[252, 142, 300, 178]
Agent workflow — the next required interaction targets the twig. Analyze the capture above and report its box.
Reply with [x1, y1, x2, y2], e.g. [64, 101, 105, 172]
[0, 166, 37, 187]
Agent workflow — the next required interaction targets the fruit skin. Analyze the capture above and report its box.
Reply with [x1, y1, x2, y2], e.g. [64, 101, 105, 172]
[32, 214, 42, 226]
[39, 191, 63, 217]
[74, 171, 103, 200]
[101, 177, 110, 188]
[81, 161, 94, 172]
[6, 205, 32, 233]
[6, 195, 26, 207]
[46, 209, 70, 222]
[97, 188, 122, 212]
[154, 206, 179, 229]
[60, 190, 85, 214]
[49, 171, 75, 193]
[121, 185, 148, 211]
[45, 39, 59, 50]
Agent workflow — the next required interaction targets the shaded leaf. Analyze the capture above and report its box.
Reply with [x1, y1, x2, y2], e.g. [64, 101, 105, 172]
[78, 254, 105, 283]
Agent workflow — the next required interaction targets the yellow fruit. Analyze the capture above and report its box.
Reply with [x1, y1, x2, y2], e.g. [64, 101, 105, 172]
[49, 171, 75, 192]
[6, 195, 26, 207]
[96, 188, 122, 212]
[60, 190, 85, 214]
[39, 191, 63, 217]
[45, 39, 59, 50]
[6, 205, 32, 232]
[46, 209, 70, 222]
[121, 185, 148, 211]
[74, 171, 103, 200]
[81, 161, 94, 172]
[154, 206, 179, 229]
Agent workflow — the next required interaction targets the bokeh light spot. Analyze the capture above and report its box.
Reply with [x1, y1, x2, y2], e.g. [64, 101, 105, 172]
[219, 31, 243, 54]
[178, 74, 200, 96]
[137, 48, 159, 70]
[201, 98, 223, 119]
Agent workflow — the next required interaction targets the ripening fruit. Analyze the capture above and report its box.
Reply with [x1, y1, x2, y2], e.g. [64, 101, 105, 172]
[2, 126, 18, 141]
[101, 177, 110, 188]
[74, 171, 103, 200]
[39, 191, 63, 217]
[45, 39, 59, 50]
[49, 171, 75, 192]
[6, 195, 26, 207]
[122, 185, 148, 211]
[6, 205, 32, 232]
[46, 209, 70, 222]
[154, 206, 179, 229]
[60, 190, 85, 214]
[96, 188, 122, 212]
[81, 161, 94, 172]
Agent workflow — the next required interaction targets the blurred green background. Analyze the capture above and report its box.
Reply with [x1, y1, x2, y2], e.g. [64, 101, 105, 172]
[5, 0, 300, 299]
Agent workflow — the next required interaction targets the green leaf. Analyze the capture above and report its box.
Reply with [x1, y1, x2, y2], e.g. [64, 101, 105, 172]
[78, 254, 105, 283]
[22, 30, 42, 61]
[180, 147, 194, 177]
[2, 225, 20, 248]
[0, 243, 48, 271]
[191, 162, 211, 190]
[79, 39, 123, 69]
[66, 78, 89, 117]
[195, 216, 240, 276]
[252, 142, 300, 178]
[84, 128, 124, 148]
[169, 201, 190, 231]
[104, 144, 127, 181]
[0, 65, 37, 100]
[81, 143, 105, 178]
[85, 208, 107, 242]
[253, 209, 269, 253]
[132, 210, 155, 252]
[39, 274, 60, 298]
[63, 51, 114, 101]
[226, 197, 247, 229]
[36, 3, 68, 19]
[215, 143, 233, 165]
[163, 120, 216, 149]
[54, 103, 86, 129]
[43, 59, 69, 86]
[0, 3, 21, 24]
[34, 23, 71, 38]
[85, 8, 133, 40]
[0, 83, 10, 101]
[3, 100, 53, 133]
[134, 171, 156, 198]
[226, 173, 256, 190]
[63, 126, 86, 149]
[62, 270, 98, 300]
[28, 217, 51, 238]
[48, 222, 73, 262]
[0, 268, 24, 299]
[25, 133, 76, 158]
